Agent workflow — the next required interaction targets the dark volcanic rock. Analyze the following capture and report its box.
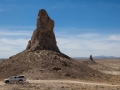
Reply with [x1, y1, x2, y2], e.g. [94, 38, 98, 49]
[26, 9, 60, 52]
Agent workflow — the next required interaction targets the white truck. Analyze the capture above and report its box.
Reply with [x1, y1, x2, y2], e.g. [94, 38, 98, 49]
[4, 75, 26, 83]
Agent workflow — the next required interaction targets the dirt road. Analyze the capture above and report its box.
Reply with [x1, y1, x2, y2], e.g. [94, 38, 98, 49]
[0, 80, 120, 90]
[0, 80, 119, 87]
[28, 80, 120, 87]
[0, 81, 4, 85]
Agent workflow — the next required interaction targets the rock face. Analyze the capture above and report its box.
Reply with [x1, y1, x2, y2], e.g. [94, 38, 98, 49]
[26, 9, 60, 52]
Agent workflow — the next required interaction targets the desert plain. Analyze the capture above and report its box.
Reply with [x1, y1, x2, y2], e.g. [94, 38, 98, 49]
[0, 9, 120, 90]
[0, 58, 120, 90]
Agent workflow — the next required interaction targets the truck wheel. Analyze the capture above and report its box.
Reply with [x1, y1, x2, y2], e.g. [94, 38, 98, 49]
[5, 80, 9, 84]
[19, 79, 23, 82]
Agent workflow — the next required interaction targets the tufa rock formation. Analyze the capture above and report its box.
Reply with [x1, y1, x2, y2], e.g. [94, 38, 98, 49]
[0, 9, 117, 82]
[90, 55, 94, 62]
[26, 9, 60, 52]
[82, 55, 96, 65]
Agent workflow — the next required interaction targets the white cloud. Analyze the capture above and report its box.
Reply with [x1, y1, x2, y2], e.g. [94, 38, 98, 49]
[0, 38, 29, 58]
[56, 33, 120, 57]
[57, 38, 82, 50]
[0, 38, 28, 46]
[0, 26, 35, 36]
[0, 30, 32, 36]
[0, 29, 120, 58]
[108, 35, 120, 41]
[0, 30, 31, 58]
[76, 33, 99, 38]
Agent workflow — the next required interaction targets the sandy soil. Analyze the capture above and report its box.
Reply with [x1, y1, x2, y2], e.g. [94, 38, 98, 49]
[79, 58, 120, 75]
[0, 80, 120, 90]
[1, 58, 120, 90]
[28, 80, 120, 86]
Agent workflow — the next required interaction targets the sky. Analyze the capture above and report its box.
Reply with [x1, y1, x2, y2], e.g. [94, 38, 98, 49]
[0, 0, 120, 58]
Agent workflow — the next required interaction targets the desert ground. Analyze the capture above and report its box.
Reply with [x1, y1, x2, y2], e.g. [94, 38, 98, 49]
[80, 58, 120, 75]
[0, 79, 120, 90]
[0, 58, 120, 90]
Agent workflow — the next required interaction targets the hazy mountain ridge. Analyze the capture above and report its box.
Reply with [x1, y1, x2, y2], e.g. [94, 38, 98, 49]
[0, 58, 7, 60]
[73, 55, 120, 60]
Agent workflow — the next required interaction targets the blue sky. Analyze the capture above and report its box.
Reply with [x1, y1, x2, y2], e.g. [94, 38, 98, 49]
[0, 0, 120, 58]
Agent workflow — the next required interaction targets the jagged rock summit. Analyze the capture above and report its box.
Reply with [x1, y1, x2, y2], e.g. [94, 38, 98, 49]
[26, 9, 60, 52]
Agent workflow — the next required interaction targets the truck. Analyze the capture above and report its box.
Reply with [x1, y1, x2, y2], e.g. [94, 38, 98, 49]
[4, 75, 26, 84]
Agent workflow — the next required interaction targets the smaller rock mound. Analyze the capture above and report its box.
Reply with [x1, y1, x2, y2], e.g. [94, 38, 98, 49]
[90, 55, 95, 62]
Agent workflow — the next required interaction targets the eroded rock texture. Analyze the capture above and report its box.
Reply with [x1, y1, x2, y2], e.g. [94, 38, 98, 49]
[26, 9, 60, 52]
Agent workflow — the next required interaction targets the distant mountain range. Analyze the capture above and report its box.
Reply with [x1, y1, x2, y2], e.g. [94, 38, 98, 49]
[0, 56, 120, 61]
[0, 58, 7, 59]
[0, 58, 7, 62]
[93, 55, 119, 59]
[73, 55, 120, 60]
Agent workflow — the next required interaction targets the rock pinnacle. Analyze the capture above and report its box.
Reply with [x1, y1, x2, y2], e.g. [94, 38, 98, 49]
[26, 9, 60, 52]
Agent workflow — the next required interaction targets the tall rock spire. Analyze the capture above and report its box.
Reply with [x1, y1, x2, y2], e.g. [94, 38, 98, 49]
[26, 9, 60, 52]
